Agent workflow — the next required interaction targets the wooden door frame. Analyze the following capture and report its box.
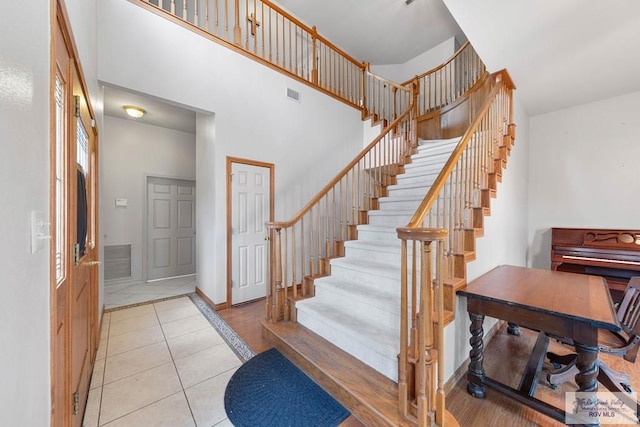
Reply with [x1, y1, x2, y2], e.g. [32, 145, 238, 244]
[50, 1, 100, 425]
[226, 157, 274, 308]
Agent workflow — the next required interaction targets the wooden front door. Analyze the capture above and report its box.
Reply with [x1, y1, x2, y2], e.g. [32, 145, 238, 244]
[70, 65, 98, 427]
[51, 4, 99, 426]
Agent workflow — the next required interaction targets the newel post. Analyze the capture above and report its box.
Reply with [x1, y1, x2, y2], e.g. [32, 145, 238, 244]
[266, 225, 283, 322]
[396, 227, 448, 427]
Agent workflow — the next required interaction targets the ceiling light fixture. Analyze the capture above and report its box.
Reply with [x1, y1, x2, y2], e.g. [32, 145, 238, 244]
[123, 105, 146, 118]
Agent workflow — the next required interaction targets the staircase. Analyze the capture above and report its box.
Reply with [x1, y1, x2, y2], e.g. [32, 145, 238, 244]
[295, 137, 460, 381]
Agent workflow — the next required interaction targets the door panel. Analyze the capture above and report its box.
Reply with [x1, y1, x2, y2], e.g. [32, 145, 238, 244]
[70, 66, 96, 427]
[51, 6, 99, 426]
[52, 20, 71, 426]
[147, 177, 196, 280]
[231, 162, 271, 304]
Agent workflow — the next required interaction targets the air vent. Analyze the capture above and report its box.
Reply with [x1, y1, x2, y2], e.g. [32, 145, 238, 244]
[286, 87, 301, 103]
[104, 244, 132, 281]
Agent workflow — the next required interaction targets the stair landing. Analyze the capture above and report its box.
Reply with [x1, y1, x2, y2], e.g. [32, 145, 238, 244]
[262, 319, 459, 427]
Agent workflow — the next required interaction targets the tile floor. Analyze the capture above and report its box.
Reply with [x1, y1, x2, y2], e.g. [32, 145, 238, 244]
[104, 276, 197, 309]
[84, 296, 241, 426]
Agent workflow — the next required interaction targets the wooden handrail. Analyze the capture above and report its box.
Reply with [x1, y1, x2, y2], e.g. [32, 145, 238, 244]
[135, 0, 365, 109]
[266, 107, 412, 230]
[266, 94, 418, 322]
[407, 80, 502, 228]
[132, 1, 484, 135]
[369, 70, 412, 92]
[396, 69, 515, 426]
[405, 41, 485, 117]
[261, 0, 363, 68]
[401, 40, 471, 87]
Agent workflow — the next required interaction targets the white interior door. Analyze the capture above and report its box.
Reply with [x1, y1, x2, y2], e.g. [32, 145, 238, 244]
[147, 177, 196, 281]
[231, 163, 270, 304]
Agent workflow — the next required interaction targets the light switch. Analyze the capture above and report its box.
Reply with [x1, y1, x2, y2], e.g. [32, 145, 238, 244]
[115, 198, 128, 207]
[31, 210, 51, 254]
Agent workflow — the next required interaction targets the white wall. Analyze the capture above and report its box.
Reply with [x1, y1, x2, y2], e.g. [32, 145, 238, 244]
[443, 95, 530, 380]
[98, 0, 363, 304]
[0, 1, 51, 425]
[195, 113, 217, 302]
[102, 116, 196, 284]
[528, 90, 640, 269]
[370, 37, 456, 84]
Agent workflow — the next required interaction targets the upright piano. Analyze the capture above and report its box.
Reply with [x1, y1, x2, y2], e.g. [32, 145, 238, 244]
[551, 228, 640, 303]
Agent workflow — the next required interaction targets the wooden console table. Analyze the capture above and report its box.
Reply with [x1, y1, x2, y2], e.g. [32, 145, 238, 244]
[458, 265, 621, 426]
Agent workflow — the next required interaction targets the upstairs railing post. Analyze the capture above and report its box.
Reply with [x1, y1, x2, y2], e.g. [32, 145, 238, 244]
[311, 26, 318, 84]
[361, 62, 369, 119]
[410, 77, 420, 155]
[234, 0, 241, 45]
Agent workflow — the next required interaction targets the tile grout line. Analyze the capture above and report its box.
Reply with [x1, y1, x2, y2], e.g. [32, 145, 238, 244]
[152, 300, 200, 427]
[96, 313, 111, 427]
[91, 296, 241, 427]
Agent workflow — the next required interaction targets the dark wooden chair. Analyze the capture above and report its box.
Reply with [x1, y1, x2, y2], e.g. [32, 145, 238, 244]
[546, 276, 640, 415]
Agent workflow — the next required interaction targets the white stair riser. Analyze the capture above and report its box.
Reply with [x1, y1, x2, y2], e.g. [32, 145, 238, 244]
[329, 264, 400, 288]
[344, 246, 399, 264]
[378, 198, 421, 211]
[406, 156, 449, 170]
[313, 286, 401, 327]
[367, 212, 413, 226]
[296, 308, 399, 381]
[356, 226, 399, 242]
[396, 172, 439, 186]
[388, 185, 433, 197]
[415, 144, 458, 157]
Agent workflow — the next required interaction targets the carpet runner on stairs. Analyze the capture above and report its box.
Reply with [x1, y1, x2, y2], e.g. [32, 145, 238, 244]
[295, 137, 460, 381]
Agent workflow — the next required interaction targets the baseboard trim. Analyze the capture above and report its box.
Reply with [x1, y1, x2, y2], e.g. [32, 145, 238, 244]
[195, 286, 227, 311]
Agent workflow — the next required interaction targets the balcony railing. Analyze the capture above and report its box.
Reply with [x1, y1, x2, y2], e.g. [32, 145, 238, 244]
[133, 0, 483, 128]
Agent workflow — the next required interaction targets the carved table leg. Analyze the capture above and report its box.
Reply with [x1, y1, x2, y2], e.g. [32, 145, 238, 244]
[574, 341, 600, 427]
[467, 312, 486, 398]
[574, 342, 599, 393]
[507, 322, 520, 336]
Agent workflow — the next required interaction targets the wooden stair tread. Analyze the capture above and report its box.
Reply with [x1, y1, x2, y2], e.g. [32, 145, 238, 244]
[444, 277, 467, 292]
[439, 309, 455, 326]
[262, 319, 406, 427]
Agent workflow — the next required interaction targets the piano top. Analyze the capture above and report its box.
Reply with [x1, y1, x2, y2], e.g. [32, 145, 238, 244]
[551, 227, 640, 270]
[552, 227, 640, 249]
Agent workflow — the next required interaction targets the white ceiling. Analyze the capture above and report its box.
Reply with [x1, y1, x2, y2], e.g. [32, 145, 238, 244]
[103, 85, 196, 134]
[434, 0, 640, 116]
[275, 0, 465, 65]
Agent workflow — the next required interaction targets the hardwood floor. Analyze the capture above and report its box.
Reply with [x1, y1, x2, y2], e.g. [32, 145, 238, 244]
[217, 299, 272, 354]
[217, 299, 640, 427]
